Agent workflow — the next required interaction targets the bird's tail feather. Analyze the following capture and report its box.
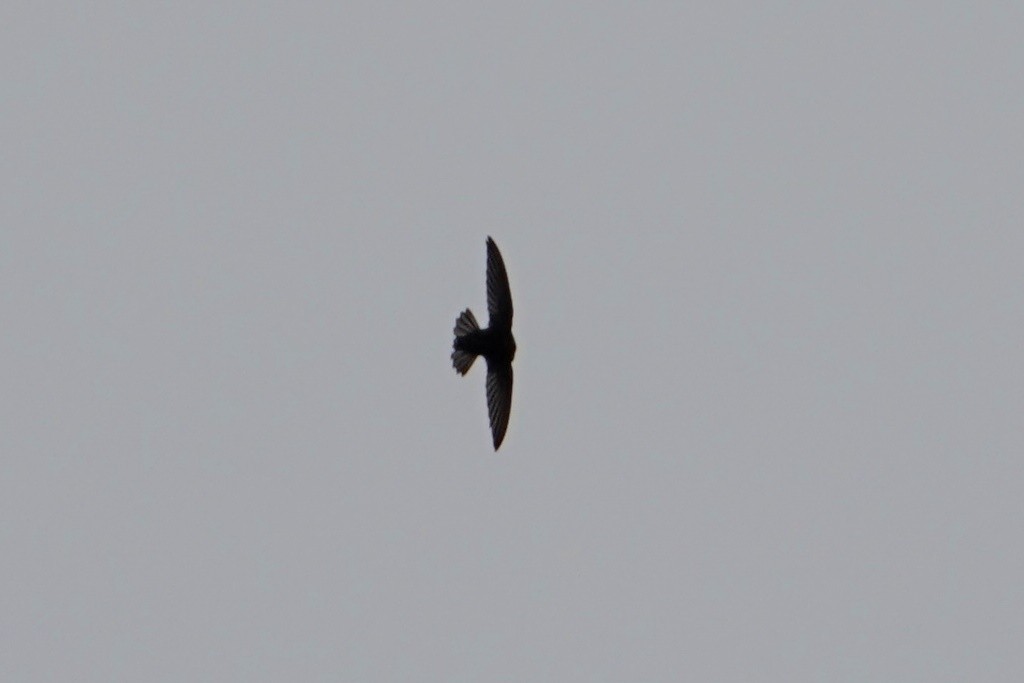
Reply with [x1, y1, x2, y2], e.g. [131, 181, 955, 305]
[452, 309, 480, 374]
[453, 309, 479, 337]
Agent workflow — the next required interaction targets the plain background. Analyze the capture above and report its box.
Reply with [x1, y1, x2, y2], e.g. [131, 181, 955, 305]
[2, 3, 1022, 681]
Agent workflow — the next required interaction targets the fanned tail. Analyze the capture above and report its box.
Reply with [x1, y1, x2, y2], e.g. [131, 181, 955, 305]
[453, 309, 479, 337]
[451, 309, 480, 375]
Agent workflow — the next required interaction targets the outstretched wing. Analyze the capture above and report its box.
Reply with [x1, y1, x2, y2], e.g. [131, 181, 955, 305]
[485, 361, 513, 450]
[486, 237, 513, 329]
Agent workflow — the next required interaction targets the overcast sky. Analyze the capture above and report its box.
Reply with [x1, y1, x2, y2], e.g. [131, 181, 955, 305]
[2, 4, 1022, 681]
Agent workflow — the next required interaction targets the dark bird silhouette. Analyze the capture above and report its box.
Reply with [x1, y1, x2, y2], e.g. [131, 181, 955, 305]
[452, 237, 517, 450]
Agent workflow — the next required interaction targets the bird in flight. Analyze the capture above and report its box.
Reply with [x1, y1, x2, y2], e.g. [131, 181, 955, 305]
[452, 237, 517, 450]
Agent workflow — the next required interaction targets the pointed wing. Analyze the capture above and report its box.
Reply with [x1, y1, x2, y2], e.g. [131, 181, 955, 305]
[485, 361, 513, 450]
[486, 237, 513, 329]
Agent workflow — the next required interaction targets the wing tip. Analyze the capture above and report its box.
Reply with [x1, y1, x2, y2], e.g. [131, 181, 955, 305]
[491, 425, 506, 450]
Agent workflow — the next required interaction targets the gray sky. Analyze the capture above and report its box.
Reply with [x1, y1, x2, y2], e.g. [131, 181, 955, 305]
[2, 4, 1022, 681]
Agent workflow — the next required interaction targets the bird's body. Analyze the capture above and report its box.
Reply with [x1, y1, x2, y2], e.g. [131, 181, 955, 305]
[452, 237, 516, 450]
[453, 324, 516, 367]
